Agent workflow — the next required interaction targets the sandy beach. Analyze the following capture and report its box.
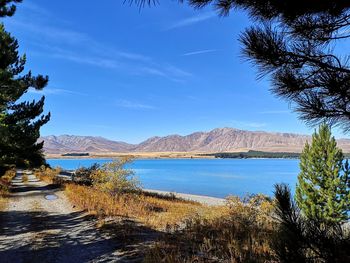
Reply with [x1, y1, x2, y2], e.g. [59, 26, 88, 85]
[144, 189, 226, 206]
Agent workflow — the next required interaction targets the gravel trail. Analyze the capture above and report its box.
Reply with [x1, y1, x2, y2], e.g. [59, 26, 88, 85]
[0, 171, 127, 263]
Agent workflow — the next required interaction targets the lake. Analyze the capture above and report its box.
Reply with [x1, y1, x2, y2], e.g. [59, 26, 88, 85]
[47, 158, 300, 198]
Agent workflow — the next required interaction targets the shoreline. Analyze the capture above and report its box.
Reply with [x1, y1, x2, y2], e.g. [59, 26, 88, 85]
[46, 156, 301, 161]
[54, 171, 226, 206]
[144, 189, 226, 206]
[45, 152, 217, 160]
[44, 150, 305, 160]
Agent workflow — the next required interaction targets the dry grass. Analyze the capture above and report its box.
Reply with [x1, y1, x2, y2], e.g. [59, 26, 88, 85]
[64, 183, 225, 230]
[144, 195, 277, 263]
[0, 169, 16, 211]
[22, 174, 29, 183]
[34, 166, 61, 184]
[63, 161, 278, 262]
[65, 159, 225, 230]
[0, 168, 16, 194]
[0, 196, 6, 211]
[64, 182, 277, 262]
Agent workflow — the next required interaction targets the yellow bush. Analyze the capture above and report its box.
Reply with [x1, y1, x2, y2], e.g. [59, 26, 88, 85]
[91, 157, 140, 194]
[0, 168, 16, 211]
[1, 168, 16, 183]
[0, 168, 16, 194]
[34, 166, 61, 184]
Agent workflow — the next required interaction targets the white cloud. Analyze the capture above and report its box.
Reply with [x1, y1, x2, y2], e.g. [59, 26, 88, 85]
[6, 17, 149, 64]
[182, 49, 217, 56]
[139, 64, 192, 81]
[166, 12, 216, 30]
[165, 65, 193, 77]
[6, 5, 192, 82]
[116, 51, 151, 62]
[7, 20, 89, 45]
[87, 124, 113, 129]
[116, 99, 156, 110]
[20, 1, 52, 17]
[231, 120, 267, 128]
[259, 110, 290, 114]
[141, 67, 168, 77]
[48, 48, 121, 69]
[27, 88, 85, 96]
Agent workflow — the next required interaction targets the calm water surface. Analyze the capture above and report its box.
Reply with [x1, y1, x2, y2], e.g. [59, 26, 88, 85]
[47, 158, 299, 198]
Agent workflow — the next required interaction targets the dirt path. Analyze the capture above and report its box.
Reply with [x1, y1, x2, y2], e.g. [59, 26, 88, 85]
[0, 171, 142, 263]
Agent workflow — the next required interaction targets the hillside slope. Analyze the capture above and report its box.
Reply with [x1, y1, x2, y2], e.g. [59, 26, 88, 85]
[40, 127, 350, 154]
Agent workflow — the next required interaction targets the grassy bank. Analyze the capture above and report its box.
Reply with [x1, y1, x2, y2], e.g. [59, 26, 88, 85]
[144, 195, 276, 262]
[64, 183, 228, 230]
[64, 182, 276, 262]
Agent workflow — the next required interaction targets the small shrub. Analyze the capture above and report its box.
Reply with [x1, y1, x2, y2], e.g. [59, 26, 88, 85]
[0, 168, 16, 211]
[73, 163, 100, 185]
[0, 168, 16, 195]
[91, 157, 141, 195]
[22, 174, 29, 183]
[34, 166, 61, 184]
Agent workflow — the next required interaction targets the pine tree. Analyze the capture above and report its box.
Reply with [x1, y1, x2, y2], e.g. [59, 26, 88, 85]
[296, 124, 350, 223]
[0, 1, 50, 171]
[0, 0, 21, 17]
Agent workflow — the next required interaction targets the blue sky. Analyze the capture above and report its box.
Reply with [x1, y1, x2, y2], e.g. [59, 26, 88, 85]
[3, 0, 349, 143]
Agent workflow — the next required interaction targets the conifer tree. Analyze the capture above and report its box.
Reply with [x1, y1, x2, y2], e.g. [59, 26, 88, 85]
[0, 0, 21, 17]
[0, 0, 50, 171]
[296, 124, 350, 223]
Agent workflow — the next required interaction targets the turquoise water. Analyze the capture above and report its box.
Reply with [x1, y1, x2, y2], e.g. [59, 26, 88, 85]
[47, 158, 300, 198]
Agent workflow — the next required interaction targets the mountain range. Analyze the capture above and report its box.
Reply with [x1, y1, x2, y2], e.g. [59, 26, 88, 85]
[39, 127, 350, 154]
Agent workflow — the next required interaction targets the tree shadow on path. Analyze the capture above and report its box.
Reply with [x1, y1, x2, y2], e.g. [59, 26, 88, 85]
[0, 209, 160, 262]
[0, 172, 161, 262]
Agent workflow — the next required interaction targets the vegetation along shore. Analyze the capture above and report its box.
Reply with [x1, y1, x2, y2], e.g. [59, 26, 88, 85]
[46, 150, 350, 160]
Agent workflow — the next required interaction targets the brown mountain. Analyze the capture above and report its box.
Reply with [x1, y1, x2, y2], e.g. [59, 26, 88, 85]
[40, 127, 350, 154]
[39, 135, 135, 154]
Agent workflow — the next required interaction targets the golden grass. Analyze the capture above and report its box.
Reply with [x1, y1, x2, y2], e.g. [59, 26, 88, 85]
[34, 166, 61, 184]
[63, 165, 277, 262]
[66, 180, 277, 262]
[144, 195, 277, 262]
[65, 183, 226, 230]
[22, 174, 29, 183]
[0, 169, 16, 211]
[0, 197, 6, 211]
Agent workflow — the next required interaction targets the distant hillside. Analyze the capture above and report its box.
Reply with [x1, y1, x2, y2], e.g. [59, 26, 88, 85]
[40, 127, 350, 154]
[38, 135, 135, 154]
